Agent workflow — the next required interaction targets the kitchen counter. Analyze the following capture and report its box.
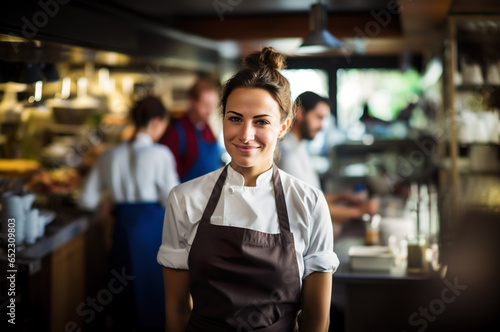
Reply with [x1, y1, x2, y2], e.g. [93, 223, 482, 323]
[0, 207, 99, 332]
[0, 208, 94, 270]
[17, 209, 93, 262]
[332, 218, 442, 332]
[333, 234, 438, 284]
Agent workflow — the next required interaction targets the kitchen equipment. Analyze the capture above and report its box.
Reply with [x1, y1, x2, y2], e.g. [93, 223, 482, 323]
[21, 193, 35, 211]
[49, 99, 96, 125]
[480, 111, 500, 143]
[46, 77, 100, 125]
[25, 208, 38, 244]
[486, 61, 500, 85]
[458, 109, 478, 143]
[37, 209, 55, 238]
[406, 234, 428, 274]
[460, 110, 500, 144]
[475, 113, 491, 143]
[379, 216, 415, 246]
[364, 213, 381, 246]
[1, 193, 25, 244]
[461, 58, 483, 85]
[349, 246, 395, 271]
[0, 82, 25, 121]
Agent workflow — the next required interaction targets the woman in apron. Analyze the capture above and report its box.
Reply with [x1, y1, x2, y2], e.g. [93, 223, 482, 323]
[80, 96, 179, 330]
[157, 47, 339, 332]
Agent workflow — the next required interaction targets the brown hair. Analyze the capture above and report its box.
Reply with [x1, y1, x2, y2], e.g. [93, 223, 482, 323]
[220, 47, 295, 123]
[187, 78, 219, 101]
[130, 96, 168, 129]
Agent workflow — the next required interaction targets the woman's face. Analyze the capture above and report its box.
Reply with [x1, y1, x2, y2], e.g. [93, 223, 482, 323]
[223, 88, 288, 173]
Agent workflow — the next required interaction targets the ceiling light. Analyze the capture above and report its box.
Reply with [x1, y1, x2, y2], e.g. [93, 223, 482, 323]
[299, 1, 343, 54]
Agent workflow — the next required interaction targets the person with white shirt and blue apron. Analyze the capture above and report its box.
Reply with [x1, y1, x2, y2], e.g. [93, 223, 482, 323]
[157, 47, 339, 332]
[80, 96, 179, 330]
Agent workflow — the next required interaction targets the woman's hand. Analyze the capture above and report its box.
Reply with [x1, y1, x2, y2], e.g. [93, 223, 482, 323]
[300, 271, 332, 332]
[163, 267, 192, 332]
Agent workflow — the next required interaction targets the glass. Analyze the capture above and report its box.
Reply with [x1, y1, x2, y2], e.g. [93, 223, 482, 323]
[365, 223, 379, 246]
[406, 234, 428, 274]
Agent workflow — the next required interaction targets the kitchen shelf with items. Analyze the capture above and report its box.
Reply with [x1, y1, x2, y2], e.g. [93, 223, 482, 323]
[443, 14, 500, 229]
[445, 16, 500, 187]
[456, 38, 500, 144]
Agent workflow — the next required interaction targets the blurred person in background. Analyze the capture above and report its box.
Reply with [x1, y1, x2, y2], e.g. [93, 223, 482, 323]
[79, 96, 179, 331]
[159, 78, 223, 182]
[277, 91, 378, 234]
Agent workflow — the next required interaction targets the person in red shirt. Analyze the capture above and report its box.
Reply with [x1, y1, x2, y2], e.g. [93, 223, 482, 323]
[159, 79, 223, 182]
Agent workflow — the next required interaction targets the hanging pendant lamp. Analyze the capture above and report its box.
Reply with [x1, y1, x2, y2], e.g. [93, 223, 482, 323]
[300, 1, 343, 53]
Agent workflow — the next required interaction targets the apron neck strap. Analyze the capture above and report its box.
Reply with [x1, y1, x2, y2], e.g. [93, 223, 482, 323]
[272, 163, 291, 233]
[201, 164, 291, 235]
[201, 165, 229, 221]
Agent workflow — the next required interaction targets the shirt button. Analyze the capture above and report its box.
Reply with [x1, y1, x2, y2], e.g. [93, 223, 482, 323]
[228, 188, 234, 194]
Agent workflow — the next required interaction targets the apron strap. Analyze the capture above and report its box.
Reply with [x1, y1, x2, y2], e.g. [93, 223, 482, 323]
[201, 164, 228, 222]
[272, 163, 291, 234]
[128, 141, 141, 200]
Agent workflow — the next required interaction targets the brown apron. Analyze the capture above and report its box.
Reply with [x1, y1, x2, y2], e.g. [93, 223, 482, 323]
[187, 164, 302, 332]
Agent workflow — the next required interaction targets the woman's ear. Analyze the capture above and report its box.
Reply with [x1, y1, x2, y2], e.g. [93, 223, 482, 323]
[278, 118, 290, 138]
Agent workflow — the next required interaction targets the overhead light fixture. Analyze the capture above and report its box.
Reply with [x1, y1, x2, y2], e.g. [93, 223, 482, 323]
[299, 1, 343, 54]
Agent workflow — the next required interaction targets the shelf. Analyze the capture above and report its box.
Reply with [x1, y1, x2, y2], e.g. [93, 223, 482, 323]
[46, 122, 87, 134]
[438, 159, 500, 175]
[457, 142, 500, 147]
[456, 84, 500, 91]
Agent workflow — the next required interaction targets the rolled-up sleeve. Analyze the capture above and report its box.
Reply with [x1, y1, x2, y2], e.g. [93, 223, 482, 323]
[157, 189, 190, 269]
[79, 155, 105, 210]
[303, 193, 340, 278]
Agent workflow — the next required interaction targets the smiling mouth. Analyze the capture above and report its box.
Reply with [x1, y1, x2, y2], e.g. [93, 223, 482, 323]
[234, 144, 260, 152]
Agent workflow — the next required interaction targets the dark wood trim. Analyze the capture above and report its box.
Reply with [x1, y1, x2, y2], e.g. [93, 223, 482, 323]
[169, 12, 402, 40]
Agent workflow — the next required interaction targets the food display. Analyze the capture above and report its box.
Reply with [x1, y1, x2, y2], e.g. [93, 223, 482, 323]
[26, 167, 81, 195]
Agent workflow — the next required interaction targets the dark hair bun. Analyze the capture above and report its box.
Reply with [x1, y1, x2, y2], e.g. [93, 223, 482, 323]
[243, 47, 286, 71]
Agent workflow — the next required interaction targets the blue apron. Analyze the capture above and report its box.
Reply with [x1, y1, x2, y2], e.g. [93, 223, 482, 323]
[175, 121, 221, 182]
[111, 202, 165, 329]
[109, 141, 165, 329]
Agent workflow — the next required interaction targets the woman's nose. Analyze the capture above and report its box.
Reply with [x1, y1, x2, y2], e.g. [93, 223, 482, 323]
[239, 123, 255, 143]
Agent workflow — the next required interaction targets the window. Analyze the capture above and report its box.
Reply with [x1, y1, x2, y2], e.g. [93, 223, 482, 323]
[280, 69, 329, 101]
[336, 68, 422, 132]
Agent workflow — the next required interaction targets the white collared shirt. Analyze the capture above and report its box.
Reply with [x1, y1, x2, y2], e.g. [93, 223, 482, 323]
[277, 134, 321, 189]
[157, 165, 339, 285]
[79, 133, 179, 209]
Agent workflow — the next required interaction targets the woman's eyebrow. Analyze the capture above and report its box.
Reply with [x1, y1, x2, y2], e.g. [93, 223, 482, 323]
[227, 110, 243, 116]
[227, 111, 271, 119]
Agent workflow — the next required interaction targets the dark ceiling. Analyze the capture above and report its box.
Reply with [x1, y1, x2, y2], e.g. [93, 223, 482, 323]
[106, 0, 394, 17]
[1, 0, 500, 68]
[101, 0, 452, 57]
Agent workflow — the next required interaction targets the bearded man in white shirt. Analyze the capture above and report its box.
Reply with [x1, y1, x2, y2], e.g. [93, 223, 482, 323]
[277, 91, 378, 231]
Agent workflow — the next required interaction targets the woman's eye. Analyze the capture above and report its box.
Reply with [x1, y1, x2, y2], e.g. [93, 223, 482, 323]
[256, 120, 269, 126]
[228, 116, 242, 122]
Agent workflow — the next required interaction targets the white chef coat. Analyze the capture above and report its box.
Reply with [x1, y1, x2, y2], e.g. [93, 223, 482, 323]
[277, 133, 321, 189]
[157, 165, 339, 285]
[79, 133, 179, 209]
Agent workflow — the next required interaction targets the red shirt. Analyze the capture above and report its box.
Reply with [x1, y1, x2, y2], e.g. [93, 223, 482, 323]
[159, 116, 218, 181]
